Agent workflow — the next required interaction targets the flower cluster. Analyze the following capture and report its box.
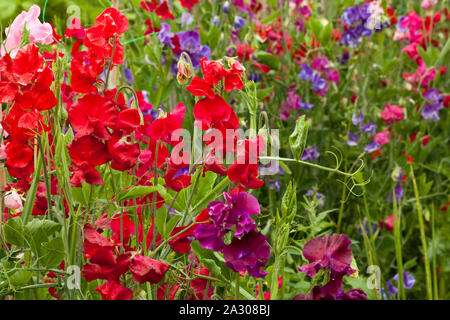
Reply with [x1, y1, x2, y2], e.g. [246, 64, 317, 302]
[194, 192, 270, 278]
[340, 2, 389, 47]
[298, 56, 339, 96]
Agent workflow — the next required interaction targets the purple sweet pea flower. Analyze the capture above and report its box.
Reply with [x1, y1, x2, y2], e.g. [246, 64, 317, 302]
[364, 140, 380, 153]
[341, 28, 360, 47]
[311, 73, 327, 91]
[299, 102, 314, 110]
[360, 122, 378, 135]
[422, 103, 442, 121]
[298, 234, 355, 277]
[352, 109, 365, 125]
[387, 183, 403, 203]
[269, 179, 281, 192]
[181, 12, 193, 28]
[176, 30, 211, 69]
[158, 23, 174, 48]
[233, 16, 246, 30]
[223, 230, 270, 278]
[424, 88, 443, 105]
[301, 146, 320, 162]
[222, 1, 230, 13]
[359, 3, 372, 21]
[347, 132, 359, 146]
[193, 224, 226, 251]
[355, 23, 372, 37]
[341, 5, 361, 25]
[386, 280, 397, 298]
[194, 192, 262, 254]
[212, 16, 219, 27]
[248, 73, 262, 82]
[341, 50, 350, 64]
[298, 64, 314, 82]
[393, 270, 416, 290]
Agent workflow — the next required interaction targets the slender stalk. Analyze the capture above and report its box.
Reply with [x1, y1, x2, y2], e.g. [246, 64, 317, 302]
[235, 272, 240, 300]
[409, 163, 433, 300]
[392, 188, 405, 300]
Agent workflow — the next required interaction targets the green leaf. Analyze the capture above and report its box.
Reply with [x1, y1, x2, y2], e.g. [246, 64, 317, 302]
[26, 219, 62, 257]
[207, 24, 220, 51]
[289, 115, 308, 160]
[39, 236, 65, 269]
[281, 181, 297, 220]
[3, 217, 28, 248]
[116, 185, 167, 202]
[154, 207, 167, 238]
[191, 241, 232, 281]
[255, 52, 280, 70]
[191, 171, 217, 208]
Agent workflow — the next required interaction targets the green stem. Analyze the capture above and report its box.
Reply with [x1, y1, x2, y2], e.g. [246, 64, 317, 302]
[392, 187, 405, 300]
[409, 163, 433, 300]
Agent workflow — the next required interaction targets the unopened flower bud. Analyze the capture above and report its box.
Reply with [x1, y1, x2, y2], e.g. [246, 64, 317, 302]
[177, 53, 194, 85]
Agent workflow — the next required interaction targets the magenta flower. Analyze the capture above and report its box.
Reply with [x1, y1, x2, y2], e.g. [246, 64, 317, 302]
[298, 234, 354, 277]
[223, 230, 270, 278]
[380, 104, 404, 124]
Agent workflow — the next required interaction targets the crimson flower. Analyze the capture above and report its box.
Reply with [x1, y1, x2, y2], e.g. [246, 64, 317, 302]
[67, 135, 111, 187]
[129, 255, 170, 284]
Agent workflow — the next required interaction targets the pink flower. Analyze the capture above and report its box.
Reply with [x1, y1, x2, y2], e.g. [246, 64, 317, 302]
[4, 191, 23, 211]
[422, 0, 437, 10]
[380, 104, 404, 124]
[374, 130, 390, 147]
[1, 5, 53, 58]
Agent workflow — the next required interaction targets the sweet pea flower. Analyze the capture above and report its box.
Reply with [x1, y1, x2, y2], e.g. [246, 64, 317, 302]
[380, 104, 404, 124]
[1, 5, 53, 58]
[298, 234, 355, 277]
[4, 191, 23, 212]
[374, 130, 390, 146]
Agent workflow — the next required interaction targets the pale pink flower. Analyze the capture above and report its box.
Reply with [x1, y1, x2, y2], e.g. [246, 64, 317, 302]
[422, 0, 438, 10]
[4, 191, 23, 212]
[1, 5, 53, 58]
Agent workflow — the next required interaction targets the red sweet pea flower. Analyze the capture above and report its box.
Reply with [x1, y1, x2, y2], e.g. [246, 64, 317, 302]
[236, 44, 254, 61]
[106, 131, 140, 171]
[227, 136, 265, 189]
[146, 103, 185, 146]
[136, 140, 169, 177]
[200, 58, 225, 85]
[164, 157, 191, 192]
[5, 141, 35, 178]
[95, 8, 128, 36]
[193, 94, 237, 130]
[95, 280, 133, 300]
[65, 17, 86, 39]
[179, 0, 200, 10]
[116, 108, 141, 133]
[155, 2, 175, 20]
[82, 253, 131, 282]
[110, 212, 143, 245]
[140, 0, 159, 12]
[70, 52, 103, 94]
[167, 209, 210, 253]
[67, 135, 111, 187]
[83, 224, 117, 266]
[129, 255, 170, 284]
[11, 44, 44, 85]
[185, 76, 215, 99]
[69, 94, 118, 140]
